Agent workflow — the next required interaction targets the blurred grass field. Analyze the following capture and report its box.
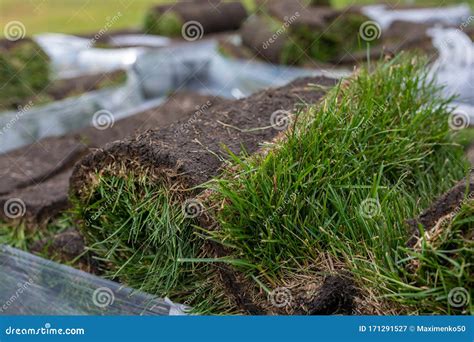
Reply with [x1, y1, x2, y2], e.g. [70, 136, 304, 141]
[0, 0, 471, 37]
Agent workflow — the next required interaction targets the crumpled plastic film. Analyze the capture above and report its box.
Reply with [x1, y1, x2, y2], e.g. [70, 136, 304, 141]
[0, 245, 188, 315]
[134, 39, 348, 99]
[0, 69, 144, 154]
[362, 4, 471, 30]
[34, 33, 147, 79]
[428, 27, 474, 125]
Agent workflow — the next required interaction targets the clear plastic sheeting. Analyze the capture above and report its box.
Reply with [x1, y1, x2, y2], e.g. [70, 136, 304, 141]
[362, 4, 471, 30]
[135, 40, 349, 99]
[0, 245, 187, 315]
[428, 27, 474, 124]
[34, 33, 147, 79]
[0, 71, 144, 153]
[108, 34, 172, 48]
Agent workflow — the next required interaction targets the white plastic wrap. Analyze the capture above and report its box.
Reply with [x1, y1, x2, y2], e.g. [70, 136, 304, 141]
[362, 4, 471, 30]
[0, 245, 188, 315]
[428, 27, 474, 124]
[34, 33, 147, 79]
[0, 70, 144, 153]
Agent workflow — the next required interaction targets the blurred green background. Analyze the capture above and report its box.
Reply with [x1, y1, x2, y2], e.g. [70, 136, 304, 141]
[0, 0, 471, 37]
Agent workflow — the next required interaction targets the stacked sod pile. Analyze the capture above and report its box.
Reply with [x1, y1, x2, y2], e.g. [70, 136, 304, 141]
[240, 0, 370, 64]
[144, 1, 247, 37]
[72, 56, 472, 315]
[0, 38, 50, 110]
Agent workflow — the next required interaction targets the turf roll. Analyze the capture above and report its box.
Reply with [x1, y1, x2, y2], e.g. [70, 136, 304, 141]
[240, 2, 369, 64]
[0, 93, 221, 226]
[144, 1, 247, 37]
[0, 38, 50, 110]
[70, 76, 336, 309]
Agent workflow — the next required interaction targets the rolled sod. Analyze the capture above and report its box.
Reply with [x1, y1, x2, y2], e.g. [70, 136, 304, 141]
[71, 76, 336, 199]
[144, 1, 247, 37]
[0, 93, 222, 225]
[188, 56, 468, 315]
[70, 76, 337, 306]
[0, 38, 50, 110]
[240, 4, 369, 64]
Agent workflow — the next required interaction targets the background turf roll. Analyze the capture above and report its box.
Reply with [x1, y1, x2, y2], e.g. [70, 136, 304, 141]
[144, 1, 248, 37]
[0, 38, 50, 110]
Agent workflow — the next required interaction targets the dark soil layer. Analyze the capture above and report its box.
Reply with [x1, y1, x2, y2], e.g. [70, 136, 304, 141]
[0, 136, 86, 196]
[30, 228, 99, 274]
[308, 274, 356, 315]
[0, 38, 50, 110]
[70, 76, 338, 200]
[0, 92, 221, 224]
[406, 170, 474, 247]
[0, 170, 73, 224]
[144, 1, 247, 37]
